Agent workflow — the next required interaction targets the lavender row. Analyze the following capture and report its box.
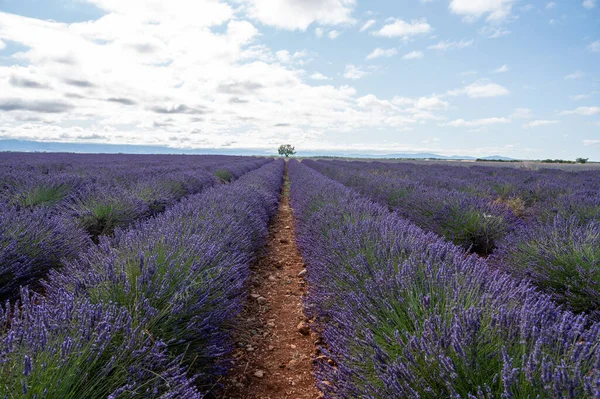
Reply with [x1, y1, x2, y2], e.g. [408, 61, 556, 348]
[289, 159, 600, 398]
[303, 160, 600, 318]
[0, 159, 285, 397]
[315, 159, 600, 210]
[303, 159, 518, 255]
[0, 155, 271, 302]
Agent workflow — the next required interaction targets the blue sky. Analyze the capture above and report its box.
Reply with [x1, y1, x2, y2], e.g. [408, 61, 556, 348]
[0, 0, 598, 159]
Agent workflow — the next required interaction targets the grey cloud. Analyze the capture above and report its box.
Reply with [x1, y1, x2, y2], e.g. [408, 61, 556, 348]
[15, 115, 45, 122]
[130, 43, 158, 54]
[217, 81, 264, 95]
[107, 97, 137, 105]
[153, 120, 174, 128]
[9, 76, 48, 89]
[0, 99, 74, 113]
[53, 56, 77, 65]
[274, 123, 291, 127]
[149, 104, 207, 115]
[229, 96, 249, 104]
[65, 93, 86, 99]
[64, 79, 96, 88]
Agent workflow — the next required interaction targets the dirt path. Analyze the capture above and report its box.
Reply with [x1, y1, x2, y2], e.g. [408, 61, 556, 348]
[218, 164, 321, 399]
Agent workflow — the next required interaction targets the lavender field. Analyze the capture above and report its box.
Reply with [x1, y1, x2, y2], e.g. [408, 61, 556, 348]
[1, 153, 599, 398]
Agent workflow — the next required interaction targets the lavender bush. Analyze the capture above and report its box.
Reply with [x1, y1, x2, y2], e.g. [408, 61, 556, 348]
[493, 215, 600, 319]
[0, 287, 202, 398]
[289, 159, 600, 398]
[0, 204, 90, 301]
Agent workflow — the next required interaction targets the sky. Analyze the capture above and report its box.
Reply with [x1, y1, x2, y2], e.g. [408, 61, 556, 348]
[0, 0, 599, 159]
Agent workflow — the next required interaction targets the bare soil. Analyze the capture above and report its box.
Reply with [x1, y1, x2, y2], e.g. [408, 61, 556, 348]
[217, 165, 321, 399]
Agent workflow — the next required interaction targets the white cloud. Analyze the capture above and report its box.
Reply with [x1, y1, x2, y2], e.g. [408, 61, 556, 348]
[588, 41, 600, 53]
[511, 108, 533, 119]
[0, 4, 436, 151]
[241, 0, 356, 31]
[315, 27, 324, 37]
[359, 19, 376, 32]
[343, 64, 369, 80]
[561, 106, 600, 116]
[275, 49, 308, 64]
[356, 94, 396, 110]
[0, 39, 5, 51]
[415, 96, 449, 110]
[445, 117, 510, 127]
[565, 70, 584, 80]
[366, 47, 398, 60]
[449, 81, 510, 98]
[449, 0, 516, 22]
[570, 94, 591, 101]
[372, 19, 432, 38]
[402, 50, 424, 60]
[328, 30, 340, 39]
[479, 25, 511, 38]
[584, 139, 600, 146]
[310, 72, 330, 80]
[428, 39, 473, 51]
[583, 0, 596, 9]
[546, 2, 557, 9]
[493, 64, 509, 73]
[524, 120, 559, 128]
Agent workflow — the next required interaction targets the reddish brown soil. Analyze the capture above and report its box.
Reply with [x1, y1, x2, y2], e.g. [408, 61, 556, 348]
[217, 165, 321, 399]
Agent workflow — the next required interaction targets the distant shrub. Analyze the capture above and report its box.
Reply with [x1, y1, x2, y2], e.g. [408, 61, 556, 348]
[213, 168, 233, 182]
[540, 159, 574, 164]
[576, 157, 589, 164]
[493, 215, 600, 318]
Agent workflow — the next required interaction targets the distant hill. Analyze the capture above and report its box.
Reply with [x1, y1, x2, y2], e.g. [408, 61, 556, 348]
[0, 139, 272, 156]
[0, 139, 516, 161]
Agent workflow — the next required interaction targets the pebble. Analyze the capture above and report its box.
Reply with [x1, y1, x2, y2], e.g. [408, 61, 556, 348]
[298, 269, 307, 277]
[268, 345, 275, 351]
[279, 238, 290, 244]
[297, 321, 310, 335]
[250, 293, 260, 299]
[290, 344, 297, 349]
[268, 275, 276, 282]
[257, 296, 268, 305]
[266, 322, 275, 327]
[285, 225, 291, 229]
[254, 370, 264, 378]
